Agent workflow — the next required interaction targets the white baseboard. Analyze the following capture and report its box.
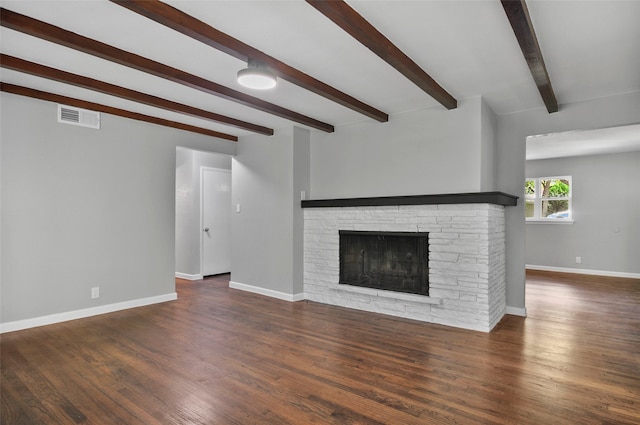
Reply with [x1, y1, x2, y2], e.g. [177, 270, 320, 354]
[229, 281, 304, 302]
[506, 306, 527, 317]
[175, 272, 203, 281]
[526, 264, 640, 279]
[0, 292, 178, 334]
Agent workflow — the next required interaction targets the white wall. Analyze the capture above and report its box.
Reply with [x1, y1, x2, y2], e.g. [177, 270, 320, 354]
[525, 151, 640, 274]
[175, 147, 231, 277]
[496, 91, 640, 311]
[0, 93, 235, 325]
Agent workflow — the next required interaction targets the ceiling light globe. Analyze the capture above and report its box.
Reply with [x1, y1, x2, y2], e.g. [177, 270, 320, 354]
[237, 68, 277, 90]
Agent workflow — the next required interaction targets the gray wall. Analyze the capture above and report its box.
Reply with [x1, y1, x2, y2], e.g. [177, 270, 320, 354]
[231, 127, 309, 296]
[292, 127, 311, 295]
[480, 98, 497, 191]
[0, 93, 235, 324]
[496, 91, 640, 311]
[175, 147, 231, 276]
[311, 97, 487, 198]
[308, 97, 513, 308]
[175, 148, 194, 275]
[525, 151, 640, 274]
[4, 88, 638, 325]
[309, 91, 639, 313]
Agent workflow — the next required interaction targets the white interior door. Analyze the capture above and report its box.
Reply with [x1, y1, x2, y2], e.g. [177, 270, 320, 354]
[201, 167, 231, 276]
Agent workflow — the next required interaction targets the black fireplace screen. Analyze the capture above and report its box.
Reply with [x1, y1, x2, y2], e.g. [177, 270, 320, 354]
[339, 230, 429, 296]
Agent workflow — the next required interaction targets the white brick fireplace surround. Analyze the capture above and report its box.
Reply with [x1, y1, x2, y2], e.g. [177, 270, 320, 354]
[302, 193, 518, 332]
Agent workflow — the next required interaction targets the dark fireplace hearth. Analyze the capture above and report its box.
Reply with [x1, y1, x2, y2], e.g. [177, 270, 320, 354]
[339, 230, 429, 296]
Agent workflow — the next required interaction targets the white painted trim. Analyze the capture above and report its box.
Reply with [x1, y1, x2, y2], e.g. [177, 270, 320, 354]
[229, 281, 304, 302]
[506, 306, 527, 317]
[526, 264, 640, 279]
[175, 272, 203, 281]
[0, 293, 177, 334]
[526, 220, 574, 224]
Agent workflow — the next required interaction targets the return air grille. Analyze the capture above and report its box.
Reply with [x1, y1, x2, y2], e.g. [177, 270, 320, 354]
[57, 105, 100, 129]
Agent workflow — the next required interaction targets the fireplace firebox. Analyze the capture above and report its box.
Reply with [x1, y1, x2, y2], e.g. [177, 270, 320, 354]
[339, 230, 429, 296]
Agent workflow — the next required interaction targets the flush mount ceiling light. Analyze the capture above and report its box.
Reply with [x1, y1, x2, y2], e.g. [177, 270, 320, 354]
[237, 59, 277, 90]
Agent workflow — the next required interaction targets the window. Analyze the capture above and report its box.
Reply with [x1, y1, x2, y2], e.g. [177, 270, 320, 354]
[525, 176, 572, 221]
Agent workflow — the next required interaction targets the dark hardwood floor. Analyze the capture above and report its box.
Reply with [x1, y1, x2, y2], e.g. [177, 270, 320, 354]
[2, 271, 639, 424]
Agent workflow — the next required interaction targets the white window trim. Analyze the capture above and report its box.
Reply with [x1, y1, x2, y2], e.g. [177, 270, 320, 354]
[525, 176, 573, 223]
[526, 219, 574, 224]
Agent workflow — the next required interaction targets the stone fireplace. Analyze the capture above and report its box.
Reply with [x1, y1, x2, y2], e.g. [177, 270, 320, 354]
[302, 192, 517, 332]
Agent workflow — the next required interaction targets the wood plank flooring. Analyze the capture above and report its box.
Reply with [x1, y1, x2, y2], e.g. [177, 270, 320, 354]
[2, 271, 639, 424]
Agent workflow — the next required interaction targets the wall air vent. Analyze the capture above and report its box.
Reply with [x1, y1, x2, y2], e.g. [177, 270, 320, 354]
[57, 105, 101, 129]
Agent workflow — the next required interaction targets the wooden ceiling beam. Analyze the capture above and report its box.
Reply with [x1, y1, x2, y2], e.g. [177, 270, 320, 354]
[0, 54, 273, 136]
[0, 7, 334, 132]
[1, 83, 237, 141]
[110, 0, 389, 123]
[501, 0, 558, 113]
[306, 0, 457, 110]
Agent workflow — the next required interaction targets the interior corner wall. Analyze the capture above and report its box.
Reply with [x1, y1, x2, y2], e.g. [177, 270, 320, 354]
[310, 97, 484, 199]
[0, 93, 236, 325]
[496, 90, 640, 311]
[525, 151, 640, 274]
[480, 97, 498, 191]
[175, 148, 231, 277]
[292, 127, 310, 295]
[231, 128, 294, 295]
[231, 126, 309, 297]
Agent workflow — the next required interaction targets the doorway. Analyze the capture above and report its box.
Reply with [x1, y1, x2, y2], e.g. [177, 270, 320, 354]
[175, 148, 232, 280]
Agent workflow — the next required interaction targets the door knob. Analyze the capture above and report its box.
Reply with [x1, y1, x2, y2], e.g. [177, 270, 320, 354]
[204, 227, 210, 232]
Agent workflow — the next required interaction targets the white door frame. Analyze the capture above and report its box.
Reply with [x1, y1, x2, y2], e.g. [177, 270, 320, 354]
[199, 166, 232, 277]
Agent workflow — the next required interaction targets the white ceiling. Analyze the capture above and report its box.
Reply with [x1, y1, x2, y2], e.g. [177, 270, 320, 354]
[1, 0, 639, 144]
[526, 123, 640, 160]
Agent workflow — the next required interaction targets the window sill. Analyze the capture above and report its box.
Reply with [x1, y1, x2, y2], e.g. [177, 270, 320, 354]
[526, 219, 574, 224]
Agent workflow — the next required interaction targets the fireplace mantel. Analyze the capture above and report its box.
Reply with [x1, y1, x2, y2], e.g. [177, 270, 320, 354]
[301, 191, 518, 208]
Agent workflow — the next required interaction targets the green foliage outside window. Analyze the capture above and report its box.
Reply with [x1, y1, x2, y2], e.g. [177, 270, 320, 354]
[525, 180, 535, 196]
[525, 177, 572, 220]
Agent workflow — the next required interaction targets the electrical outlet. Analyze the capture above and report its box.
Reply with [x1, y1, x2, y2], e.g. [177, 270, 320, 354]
[91, 287, 100, 299]
[576, 256, 582, 264]
[236, 203, 241, 213]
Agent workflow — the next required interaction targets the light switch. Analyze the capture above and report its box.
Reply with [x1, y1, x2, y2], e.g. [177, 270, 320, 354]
[236, 203, 241, 213]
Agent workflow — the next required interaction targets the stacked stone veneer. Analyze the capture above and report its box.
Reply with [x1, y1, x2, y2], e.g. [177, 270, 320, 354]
[303, 204, 506, 332]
